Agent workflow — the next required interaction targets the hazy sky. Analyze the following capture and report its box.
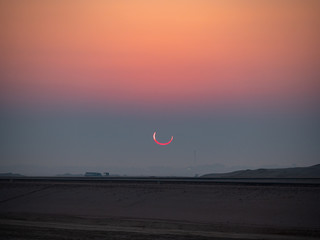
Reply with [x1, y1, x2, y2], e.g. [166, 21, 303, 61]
[1, 0, 319, 176]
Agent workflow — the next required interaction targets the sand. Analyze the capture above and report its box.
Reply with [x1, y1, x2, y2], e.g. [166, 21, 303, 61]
[0, 180, 320, 239]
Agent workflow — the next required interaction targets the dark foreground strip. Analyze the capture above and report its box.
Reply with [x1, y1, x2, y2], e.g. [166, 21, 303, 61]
[0, 219, 318, 240]
[1, 177, 320, 186]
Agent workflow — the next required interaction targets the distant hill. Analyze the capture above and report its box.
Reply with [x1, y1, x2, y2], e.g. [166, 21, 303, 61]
[201, 164, 320, 178]
[55, 173, 84, 177]
[0, 172, 24, 177]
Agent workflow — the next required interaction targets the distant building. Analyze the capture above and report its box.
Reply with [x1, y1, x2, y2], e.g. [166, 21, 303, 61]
[104, 172, 110, 176]
[84, 172, 102, 177]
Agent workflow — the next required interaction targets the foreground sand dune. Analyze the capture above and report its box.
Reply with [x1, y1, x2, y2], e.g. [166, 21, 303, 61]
[0, 179, 319, 239]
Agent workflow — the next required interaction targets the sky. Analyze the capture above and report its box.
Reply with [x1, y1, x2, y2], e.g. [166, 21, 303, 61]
[1, 0, 319, 176]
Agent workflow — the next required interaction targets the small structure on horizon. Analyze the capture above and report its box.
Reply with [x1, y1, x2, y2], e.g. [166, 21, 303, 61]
[84, 172, 102, 177]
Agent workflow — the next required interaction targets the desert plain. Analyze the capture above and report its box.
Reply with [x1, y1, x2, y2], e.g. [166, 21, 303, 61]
[0, 178, 319, 239]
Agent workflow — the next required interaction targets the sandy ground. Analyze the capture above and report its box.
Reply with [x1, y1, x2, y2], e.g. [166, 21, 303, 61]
[0, 180, 320, 239]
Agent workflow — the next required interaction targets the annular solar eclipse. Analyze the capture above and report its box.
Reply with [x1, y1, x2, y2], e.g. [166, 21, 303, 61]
[153, 132, 173, 145]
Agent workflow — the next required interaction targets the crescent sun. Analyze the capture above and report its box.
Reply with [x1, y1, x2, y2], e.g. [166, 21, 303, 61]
[153, 132, 173, 145]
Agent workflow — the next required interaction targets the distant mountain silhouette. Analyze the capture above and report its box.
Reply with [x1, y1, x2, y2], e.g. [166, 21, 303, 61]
[0, 172, 24, 177]
[55, 173, 84, 177]
[201, 164, 320, 178]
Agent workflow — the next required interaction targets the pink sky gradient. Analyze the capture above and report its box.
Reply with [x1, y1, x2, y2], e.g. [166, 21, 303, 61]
[1, 0, 319, 113]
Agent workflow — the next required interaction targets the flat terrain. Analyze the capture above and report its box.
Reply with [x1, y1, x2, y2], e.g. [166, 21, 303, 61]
[0, 178, 320, 239]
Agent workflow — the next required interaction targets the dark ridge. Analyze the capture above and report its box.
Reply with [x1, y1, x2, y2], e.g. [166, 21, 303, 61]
[0, 173, 24, 177]
[201, 164, 320, 178]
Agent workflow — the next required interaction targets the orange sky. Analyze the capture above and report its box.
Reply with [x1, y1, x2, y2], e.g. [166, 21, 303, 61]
[1, 0, 319, 111]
